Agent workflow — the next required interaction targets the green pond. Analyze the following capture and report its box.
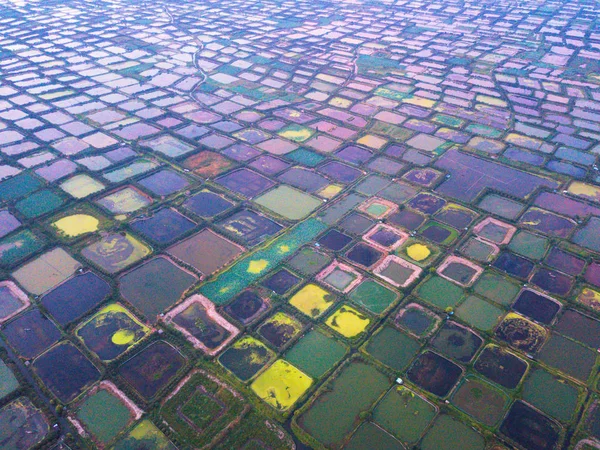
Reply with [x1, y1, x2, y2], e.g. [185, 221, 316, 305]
[460, 237, 496, 262]
[522, 368, 580, 422]
[288, 247, 331, 276]
[346, 422, 405, 450]
[119, 257, 197, 320]
[538, 333, 597, 382]
[15, 190, 64, 219]
[285, 148, 324, 167]
[0, 360, 18, 400]
[508, 231, 548, 260]
[0, 173, 42, 202]
[254, 185, 321, 221]
[365, 326, 421, 371]
[285, 329, 346, 378]
[455, 296, 504, 331]
[420, 415, 484, 450]
[417, 276, 464, 309]
[474, 271, 520, 306]
[77, 389, 132, 444]
[451, 376, 510, 426]
[373, 387, 436, 444]
[299, 361, 390, 447]
[0, 230, 44, 268]
[319, 193, 365, 225]
[349, 280, 398, 314]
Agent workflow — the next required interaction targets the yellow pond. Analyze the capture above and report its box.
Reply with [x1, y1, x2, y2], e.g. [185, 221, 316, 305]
[578, 288, 600, 312]
[329, 97, 352, 108]
[318, 184, 342, 199]
[406, 244, 431, 261]
[289, 284, 334, 318]
[568, 181, 600, 203]
[112, 329, 135, 345]
[325, 304, 370, 338]
[278, 127, 314, 143]
[250, 360, 312, 411]
[53, 214, 99, 237]
[247, 259, 269, 274]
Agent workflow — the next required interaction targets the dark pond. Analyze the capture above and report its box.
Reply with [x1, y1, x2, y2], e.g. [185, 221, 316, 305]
[42, 272, 111, 326]
[474, 345, 527, 389]
[407, 351, 462, 397]
[346, 243, 383, 268]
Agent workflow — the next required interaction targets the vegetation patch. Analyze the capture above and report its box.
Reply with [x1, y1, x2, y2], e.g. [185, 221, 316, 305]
[161, 370, 247, 448]
[113, 419, 176, 450]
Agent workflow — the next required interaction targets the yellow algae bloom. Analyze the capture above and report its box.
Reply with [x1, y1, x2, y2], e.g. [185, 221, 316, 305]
[289, 284, 333, 318]
[317, 184, 342, 199]
[251, 360, 312, 411]
[76, 303, 150, 360]
[128, 420, 165, 441]
[407, 244, 430, 261]
[404, 96, 436, 108]
[228, 336, 274, 365]
[578, 288, 600, 312]
[264, 312, 302, 333]
[568, 181, 600, 203]
[112, 329, 135, 345]
[505, 133, 542, 149]
[357, 134, 387, 150]
[248, 259, 269, 274]
[53, 214, 99, 237]
[277, 244, 291, 254]
[278, 127, 313, 143]
[476, 95, 507, 107]
[329, 97, 352, 108]
[502, 312, 546, 335]
[326, 305, 370, 338]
